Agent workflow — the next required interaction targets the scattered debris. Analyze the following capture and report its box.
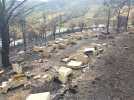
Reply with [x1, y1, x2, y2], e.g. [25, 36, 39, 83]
[58, 67, 73, 83]
[84, 47, 96, 56]
[42, 50, 51, 58]
[70, 53, 89, 64]
[0, 81, 9, 93]
[33, 75, 41, 80]
[26, 92, 51, 100]
[9, 74, 27, 89]
[17, 51, 25, 55]
[32, 46, 45, 52]
[67, 60, 82, 69]
[61, 58, 70, 63]
[68, 39, 77, 45]
[42, 74, 53, 82]
[57, 43, 66, 49]
[0, 74, 27, 93]
[25, 71, 34, 78]
[0, 69, 4, 76]
[12, 63, 23, 74]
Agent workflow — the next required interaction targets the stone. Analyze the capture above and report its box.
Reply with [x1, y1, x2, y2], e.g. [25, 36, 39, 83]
[12, 63, 23, 74]
[9, 74, 27, 89]
[32, 46, 45, 52]
[58, 43, 66, 49]
[61, 58, 70, 63]
[75, 36, 82, 40]
[71, 54, 89, 64]
[26, 92, 51, 100]
[67, 60, 82, 69]
[18, 51, 25, 55]
[0, 82, 9, 93]
[98, 48, 104, 54]
[42, 74, 53, 82]
[0, 69, 4, 76]
[42, 50, 51, 58]
[33, 75, 41, 80]
[68, 39, 77, 45]
[25, 72, 34, 78]
[102, 43, 107, 46]
[55, 38, 64, 44]
[84, 47, 96, 56]
[58, 67, 72, 83]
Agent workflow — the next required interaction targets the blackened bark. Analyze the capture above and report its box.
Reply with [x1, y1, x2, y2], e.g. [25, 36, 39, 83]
[53, 25, 56, 40]
[125, 0, 131, 32]
[0, 16, 10, 68]
[21, 19, 27, 52]
[44, 32, 47, 46]
[117, 11, 120, 32]
[106, 7, 110, 34]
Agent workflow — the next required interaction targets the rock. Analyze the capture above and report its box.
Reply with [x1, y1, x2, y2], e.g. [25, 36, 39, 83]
[42, 50, 51, 58]
[25, 72, 34, 78]
[26, 92, 51, 100]
[61, 58, 70, 63]
[71, 54, 89, 64]
[0, 74, 27, 93]
[42, 74, 53, 82]
[33, 75, 41, 80]
[55, 38, 64, 44]
[102, 43, 107, 46]
[67, 60, 82, 69]
[0, 82, 9, 93]
[9, 74, 27, 89]
[18, 51, 25, 55]
[32, 46, 45, 52]
[98, 48, 104, 54]
[58, 67, 72, 83]
[0, 69, 4, 76]
[12, 63, 23, 74]
[58, 43, 66, 49]
[84, 47, 96, 56]
[68, 40, 77, 45]
[24, 81, 32, 90]
[75, 36, 82, 40]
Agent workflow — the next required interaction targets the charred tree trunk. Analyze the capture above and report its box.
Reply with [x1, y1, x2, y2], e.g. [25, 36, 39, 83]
[117, 11, 121, 32]
[0, 15, 10, 68]
[53, 25, 56, 40]
[21, 19, 27, 52]
[106, 7, 111, 34]
[53, 31, 56, 40]
[44, 32, 47, 46]
[125, 0, 131, 32]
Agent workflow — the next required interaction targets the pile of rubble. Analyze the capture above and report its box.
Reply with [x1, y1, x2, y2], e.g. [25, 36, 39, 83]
[0, 63, 27, 93]
[0, 32, 107, 100]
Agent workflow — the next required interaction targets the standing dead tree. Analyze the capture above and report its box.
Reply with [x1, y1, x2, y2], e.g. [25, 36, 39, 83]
[49, 18, 58, 40]
[112, 0, 131, 32]
[78, 21, 85, 32]
[125, 0, 131, 32]
[39, 12, 48, 46]
[0, 0, 27, 68]
[69, 22, 76, 33]
[103, 0, 113, 34]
